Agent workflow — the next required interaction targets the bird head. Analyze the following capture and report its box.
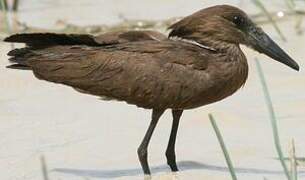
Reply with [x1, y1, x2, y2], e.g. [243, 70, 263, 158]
[168, 5, 299, 71]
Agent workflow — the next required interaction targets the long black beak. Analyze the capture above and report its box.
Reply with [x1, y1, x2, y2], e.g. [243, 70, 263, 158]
[249, 28, 299, 71]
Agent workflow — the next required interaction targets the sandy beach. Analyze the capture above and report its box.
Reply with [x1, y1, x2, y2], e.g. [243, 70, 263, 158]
[1, 1, 305, 179]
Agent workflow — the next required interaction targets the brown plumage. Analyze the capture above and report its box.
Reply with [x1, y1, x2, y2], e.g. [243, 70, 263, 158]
[4, 5, 299, 176]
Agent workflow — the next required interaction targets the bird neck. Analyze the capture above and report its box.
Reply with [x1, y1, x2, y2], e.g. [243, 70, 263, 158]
[168, 35, 242, 55]
[169, 36, 217, 51]
[193, 37, 239, 53]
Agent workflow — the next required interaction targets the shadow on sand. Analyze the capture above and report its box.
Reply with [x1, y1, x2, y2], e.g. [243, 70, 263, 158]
[53, 160, 305, 179]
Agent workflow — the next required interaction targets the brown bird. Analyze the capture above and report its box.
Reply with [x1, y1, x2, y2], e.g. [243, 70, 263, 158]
[4, 5, 299, 175]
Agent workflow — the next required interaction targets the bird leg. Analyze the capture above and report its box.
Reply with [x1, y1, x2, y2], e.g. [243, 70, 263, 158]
[137, 109, 165, 175]
[166, 109, 183, 172]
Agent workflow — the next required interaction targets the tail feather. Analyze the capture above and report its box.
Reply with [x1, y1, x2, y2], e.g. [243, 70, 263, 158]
[4, 33, 100, 70]
[7, 47, 34, 63]
[6, 47, 35, 70]
[6, 64, 31, 70]
[7, 47, 32, 57]
[4, 33, 100, 48]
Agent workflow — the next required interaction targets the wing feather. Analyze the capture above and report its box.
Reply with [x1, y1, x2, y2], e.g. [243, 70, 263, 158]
[5, 33, 213, 109]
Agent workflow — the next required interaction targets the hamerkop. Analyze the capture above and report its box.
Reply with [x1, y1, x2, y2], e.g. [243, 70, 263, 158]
[4, 5, 299, 175]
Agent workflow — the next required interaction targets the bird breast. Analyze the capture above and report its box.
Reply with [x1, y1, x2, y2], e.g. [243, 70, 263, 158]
[93, 44, 249, 110]
[174, 46, 249, 109]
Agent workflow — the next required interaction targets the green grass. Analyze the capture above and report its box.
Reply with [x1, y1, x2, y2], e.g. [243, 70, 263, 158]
[1, 0, 14, 48]
[255, 59, 292, 180]
[12, 0, 19, 11]
[209, 114, 238, 180]
[285, 0, 296, 10]
[251, 0, 287, 41]
[0, 0, 7, 10]
[41, 155, 49, 180]
[289, 139, 298, 180]
[0, 0, 10, 33]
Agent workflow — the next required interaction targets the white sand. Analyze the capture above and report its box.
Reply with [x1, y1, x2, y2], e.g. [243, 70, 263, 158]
[1, 1, 305, 180]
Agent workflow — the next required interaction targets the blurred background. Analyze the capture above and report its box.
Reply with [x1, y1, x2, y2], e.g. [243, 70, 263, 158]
[1, 0, 305, 180]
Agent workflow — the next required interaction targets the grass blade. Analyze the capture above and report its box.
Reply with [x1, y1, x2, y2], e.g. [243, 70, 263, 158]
[251, 0, 287, 41]
[289, 139, 298, 180]
[285, 0, 296, 11]
[255, 59, 291, 180]
[209, 114, 237, 180]
[12, 0, 19, 11]
[40, 155, 49, 180]
[0, 0, 7, 10]
[1, 0, 14, 49]
[0, 0, 10, 33]
[295, 15, 304, 35]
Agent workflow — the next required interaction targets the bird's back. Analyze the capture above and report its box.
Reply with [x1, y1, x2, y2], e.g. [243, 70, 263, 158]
[5, 32, 248, 109]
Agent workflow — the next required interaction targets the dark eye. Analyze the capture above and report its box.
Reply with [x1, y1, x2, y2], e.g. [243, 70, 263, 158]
[232, 15, 244, 26]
